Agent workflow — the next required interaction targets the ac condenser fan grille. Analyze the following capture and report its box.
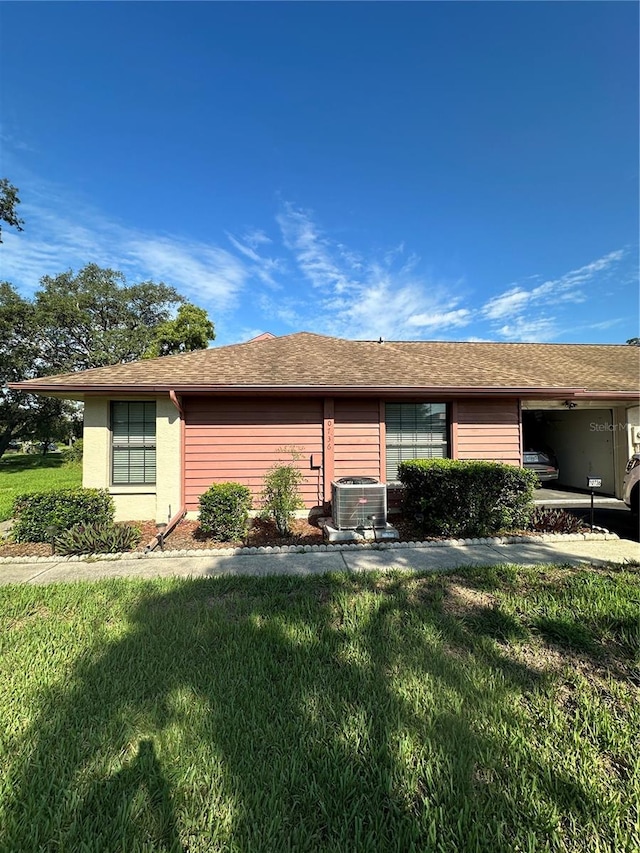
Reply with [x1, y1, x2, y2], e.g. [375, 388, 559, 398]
[331, 478, 387, 530]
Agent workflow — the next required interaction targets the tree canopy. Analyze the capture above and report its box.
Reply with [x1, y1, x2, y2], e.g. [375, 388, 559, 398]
[0, 281, 73, 457]
[0, 178, 24, 242]
[144, 303, 216, 358]
[34, 264, 195, 371]
[0, 264, 215, 457]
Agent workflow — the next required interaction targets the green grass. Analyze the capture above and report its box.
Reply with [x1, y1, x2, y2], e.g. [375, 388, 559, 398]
[0, 565, 638, 852]
[0, 453, 82, 521]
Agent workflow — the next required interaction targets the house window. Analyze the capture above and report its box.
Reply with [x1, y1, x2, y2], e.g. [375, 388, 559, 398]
[385, 402, 448, 482]
[111, 401, 156, 485]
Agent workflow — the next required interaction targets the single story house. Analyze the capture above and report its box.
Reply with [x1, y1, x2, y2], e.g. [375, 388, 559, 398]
[10, 332, 640, 523]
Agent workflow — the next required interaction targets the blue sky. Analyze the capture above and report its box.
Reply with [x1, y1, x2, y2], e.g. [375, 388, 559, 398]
[1, 2, 637, 346]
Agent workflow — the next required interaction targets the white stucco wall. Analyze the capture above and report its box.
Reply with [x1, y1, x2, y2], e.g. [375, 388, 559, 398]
[82, 395, 181, 523]
[155, 396, 182, 524]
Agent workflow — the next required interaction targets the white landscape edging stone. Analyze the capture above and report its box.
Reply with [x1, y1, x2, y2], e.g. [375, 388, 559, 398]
[0, 530, 621, 565]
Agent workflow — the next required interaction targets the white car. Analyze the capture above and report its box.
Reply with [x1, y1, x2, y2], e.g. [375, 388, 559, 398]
[622, 454, 640, 515]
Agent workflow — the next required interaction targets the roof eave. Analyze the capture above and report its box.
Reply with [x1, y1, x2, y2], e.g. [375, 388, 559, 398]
[8, 381, 638, 399]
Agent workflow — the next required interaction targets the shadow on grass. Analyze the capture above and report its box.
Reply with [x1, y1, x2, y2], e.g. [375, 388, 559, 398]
[0, 453, 68, 474]
[68, 739, 184, 852]
[0, 572, 632, 851]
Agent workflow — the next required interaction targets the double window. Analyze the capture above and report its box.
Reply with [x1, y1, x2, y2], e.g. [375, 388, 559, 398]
[111, 401, 156, 485]
[385, 402, 448, 482]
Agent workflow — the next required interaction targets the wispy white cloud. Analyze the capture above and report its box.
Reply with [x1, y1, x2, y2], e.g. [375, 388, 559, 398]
[482, 288, 531, 321]
[125, 237, 248, 311]
[481, 249, 626, 341]
[277, 203, 356, 295]
[275, 204, 470, 339]
[225, 231, 284, 288]
[583, 318, 623, 331]
[496, 316, 558, 342]
[407, 308, 472, 330]
[1, 177, 251, 313]
[0, 128, 35, 153]
[242, 228, 272, 249]
[2, 168, 631, 345]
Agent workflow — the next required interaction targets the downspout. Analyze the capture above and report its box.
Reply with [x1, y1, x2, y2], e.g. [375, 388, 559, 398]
[144, 389, 187, 553]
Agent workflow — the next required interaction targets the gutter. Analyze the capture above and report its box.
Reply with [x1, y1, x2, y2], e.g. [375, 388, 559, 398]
[144, 389, 187, 554]
[8, 382, 638, 400]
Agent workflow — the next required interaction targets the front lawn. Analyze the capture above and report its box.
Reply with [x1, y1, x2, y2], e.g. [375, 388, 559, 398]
[0, 453, 82, 522]
[0, 565, 638, 852]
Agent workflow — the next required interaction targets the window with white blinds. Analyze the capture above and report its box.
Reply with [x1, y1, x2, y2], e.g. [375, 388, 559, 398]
[385, 403, 448, 482]
[111, 402, 156, 485]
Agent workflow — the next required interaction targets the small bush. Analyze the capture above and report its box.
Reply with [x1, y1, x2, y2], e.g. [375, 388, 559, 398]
[55, 522, 141, 556]
[261, 452, 305, 536]
[62, 439, 83, 464]
[199, 482, 252, 541]
[12, 488, 114, 543]
[398, 458, 536, 537]
[527, 507, 585, 534]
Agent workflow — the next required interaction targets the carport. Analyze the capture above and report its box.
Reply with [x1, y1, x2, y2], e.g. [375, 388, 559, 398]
[532, 485, 638, 542]
[522, 401, 639, 500]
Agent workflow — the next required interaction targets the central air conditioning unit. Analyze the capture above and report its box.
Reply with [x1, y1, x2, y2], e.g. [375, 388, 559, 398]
[331, 477, 387, 530]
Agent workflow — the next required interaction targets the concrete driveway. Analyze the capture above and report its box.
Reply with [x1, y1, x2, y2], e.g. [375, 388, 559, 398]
[534, 486, 639, 542]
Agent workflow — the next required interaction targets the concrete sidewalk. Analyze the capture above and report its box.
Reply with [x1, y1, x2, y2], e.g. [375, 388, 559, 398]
[0, 538, 638, 585]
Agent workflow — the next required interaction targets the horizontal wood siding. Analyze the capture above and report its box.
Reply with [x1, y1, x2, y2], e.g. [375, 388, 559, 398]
[456, 399, 521, 465]
[184, 397, 324, 510]
[333, 400, 381, 480]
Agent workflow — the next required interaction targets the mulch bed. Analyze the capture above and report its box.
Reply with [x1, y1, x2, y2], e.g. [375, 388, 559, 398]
[137, 517, 327, 552]
[0, 516, 583, 559]
[0, 517, 329, 558]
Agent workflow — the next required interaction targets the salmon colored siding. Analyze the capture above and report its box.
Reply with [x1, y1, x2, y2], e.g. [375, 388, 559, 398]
[183, 395, 523, 512]
[333, 400, 382, 481]
[184, 397, 324, 510]
[455, 399, 522, 465]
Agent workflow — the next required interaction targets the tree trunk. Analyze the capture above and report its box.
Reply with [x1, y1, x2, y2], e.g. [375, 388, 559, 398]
[0, 427, 14, 460]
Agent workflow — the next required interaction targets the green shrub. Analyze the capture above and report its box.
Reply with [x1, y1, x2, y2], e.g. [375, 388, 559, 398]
[527, 506, 585, 534]
[55, 522, 141, 556]
[260, 453, 305, 536]
[12, 488, 114, 543]
[198, 482, 252, 541]
[398, 459, 536, 537]
[62, 439, 83, 464]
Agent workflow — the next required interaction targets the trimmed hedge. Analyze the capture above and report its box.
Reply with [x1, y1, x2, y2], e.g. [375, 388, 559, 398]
[12, 488, 115, 543]
[398, 459, 536, 537]
[198, 482, 252, 541]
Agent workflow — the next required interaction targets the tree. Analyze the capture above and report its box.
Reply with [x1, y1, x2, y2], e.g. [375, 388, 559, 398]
[0, 179, 25, 242]
[34, 264, 191, 371]
[0, 265, 215, 457]
[0, 282, 36, 456]
[0, 282, 75, 457]
[144, 303, 215, 358]
[626, 337, 640, 346]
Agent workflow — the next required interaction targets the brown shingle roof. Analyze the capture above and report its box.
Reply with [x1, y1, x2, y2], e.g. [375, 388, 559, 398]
[9, 332, 640, 398]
